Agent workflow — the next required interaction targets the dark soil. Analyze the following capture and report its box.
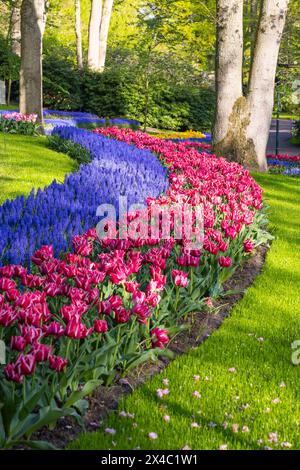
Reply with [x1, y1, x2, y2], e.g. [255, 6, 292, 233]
[33, 245, 269, 449]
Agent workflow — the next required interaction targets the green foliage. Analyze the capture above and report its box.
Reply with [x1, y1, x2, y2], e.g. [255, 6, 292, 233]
[80, 63, 214, 131]
[47, 135, 91, 164]
[43, 54, 82, 110]
[292, 120, 300, 144]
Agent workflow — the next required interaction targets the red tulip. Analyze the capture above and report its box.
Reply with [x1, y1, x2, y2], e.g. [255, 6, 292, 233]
[218, 256, 232, 268]
[32, 245, 54, 266]
[94, 319, 108, 333]
[151, 327, 169, 349]
[10, 335, 27, 352]
[4, 363, 23, 383]
[114, 307, 131, 324]
[243, 239, 254, 253]
[0, 277, 17, 292]
[17, 354, 36, 376]
[43, 321, 65, 338]
[172, 269, 189, 288]
[31, 343, 53, 362]
[49, 355, 68, 373]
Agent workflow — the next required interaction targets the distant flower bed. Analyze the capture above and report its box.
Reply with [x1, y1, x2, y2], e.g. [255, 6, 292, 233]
[267, 154, 300, 177]
[0, 112, 39, 135]
[0, 126, 168, 267]
[155, 130, 207, 140]
[0, 109, 140, 135]
[0, 127, 271, 449]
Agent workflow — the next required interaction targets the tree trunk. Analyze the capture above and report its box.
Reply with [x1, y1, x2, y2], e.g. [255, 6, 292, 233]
[213, 0, 289, 171]
[75, 0, 83, 70]
[19, 0, 46, 125]
[213, 1, 245, 159]
[246, 0, 289, 170]
[98, 0, 113, 72]
[11, 1, 22, 56]
[88, 0, 102, 70]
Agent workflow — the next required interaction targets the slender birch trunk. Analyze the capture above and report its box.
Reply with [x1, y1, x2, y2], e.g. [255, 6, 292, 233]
[75, 0, 83, 70]
[88, 0, 102, 70]
[213, 0, 289, 171]
[19, 0, 46, 125]
[11, 0, 22, 56]
[98, 0, 113, 71]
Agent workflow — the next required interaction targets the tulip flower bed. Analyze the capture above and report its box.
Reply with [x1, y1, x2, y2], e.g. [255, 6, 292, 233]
[0, 112, 39, 136]
[0, 127, 272, 449]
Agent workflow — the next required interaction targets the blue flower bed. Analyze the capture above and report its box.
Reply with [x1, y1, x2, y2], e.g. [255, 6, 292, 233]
[0, 127, 168, 267]
[0, 109, 140, 131]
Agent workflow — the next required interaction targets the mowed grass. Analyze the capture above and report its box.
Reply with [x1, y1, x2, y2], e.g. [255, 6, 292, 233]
[0, 134, 77, 203]
[69, 173, 300, 451]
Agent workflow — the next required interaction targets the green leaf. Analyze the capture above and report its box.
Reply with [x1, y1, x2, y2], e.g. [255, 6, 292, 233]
[64, 379, 102, 409]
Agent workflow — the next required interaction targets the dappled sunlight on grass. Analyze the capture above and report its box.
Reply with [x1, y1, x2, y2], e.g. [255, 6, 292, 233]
[0, 134, 77, 203]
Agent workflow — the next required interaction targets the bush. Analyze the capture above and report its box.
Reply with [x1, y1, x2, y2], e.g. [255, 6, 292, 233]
[292, 120, 300, 144]
[42, 50, 215, 131]
[43, 55, 82, 111]
[47, 135, 91, 164]
[81, 68, 215, 131]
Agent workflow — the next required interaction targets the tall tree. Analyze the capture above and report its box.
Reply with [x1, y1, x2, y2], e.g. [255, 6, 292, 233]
[74, 0, 83, 70]
[10, 0, 22, 56]
[213, 0, 289, 171]
[88, 0, 102, 70]
[98, 0, 113, 71]
[19, 0, 46, 124]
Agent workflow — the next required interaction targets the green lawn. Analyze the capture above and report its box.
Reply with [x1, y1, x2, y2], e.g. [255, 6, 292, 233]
[0, 104, 18, 111]
[0, 134, 77, 204]
[69, 173, 300, 451]
[272, 113, 299, 121]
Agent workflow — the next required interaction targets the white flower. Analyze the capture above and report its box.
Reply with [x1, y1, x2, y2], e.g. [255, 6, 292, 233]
[228, 367, 236, 373]
[279, 382, 286, 388]
[148, 432, 158, 440]
[281, 442, 292, 448]
[232, 423, 239, 433]
[182, 445, 191, 450]
[163, 415, 170, 422]
[193, 375, 200, 381]
[242, 426, 250, 433]
[208, 421, 217, 428]
[272, 398, 280, 404]
[156, 388, 170, 399]
[119, 411, 127, 418]
[191, 422, 200, 428]
[268, 432, 278, 443]
[105, 428, 116, 435]
[266, 407, 270, 413]
[193, 391, 201, 398]
[162, 378, 169, 386]
[219, 444, 228, 450]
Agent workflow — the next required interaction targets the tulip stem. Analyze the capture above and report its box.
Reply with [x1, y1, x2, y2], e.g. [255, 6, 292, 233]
[174, 287, 179, 313]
